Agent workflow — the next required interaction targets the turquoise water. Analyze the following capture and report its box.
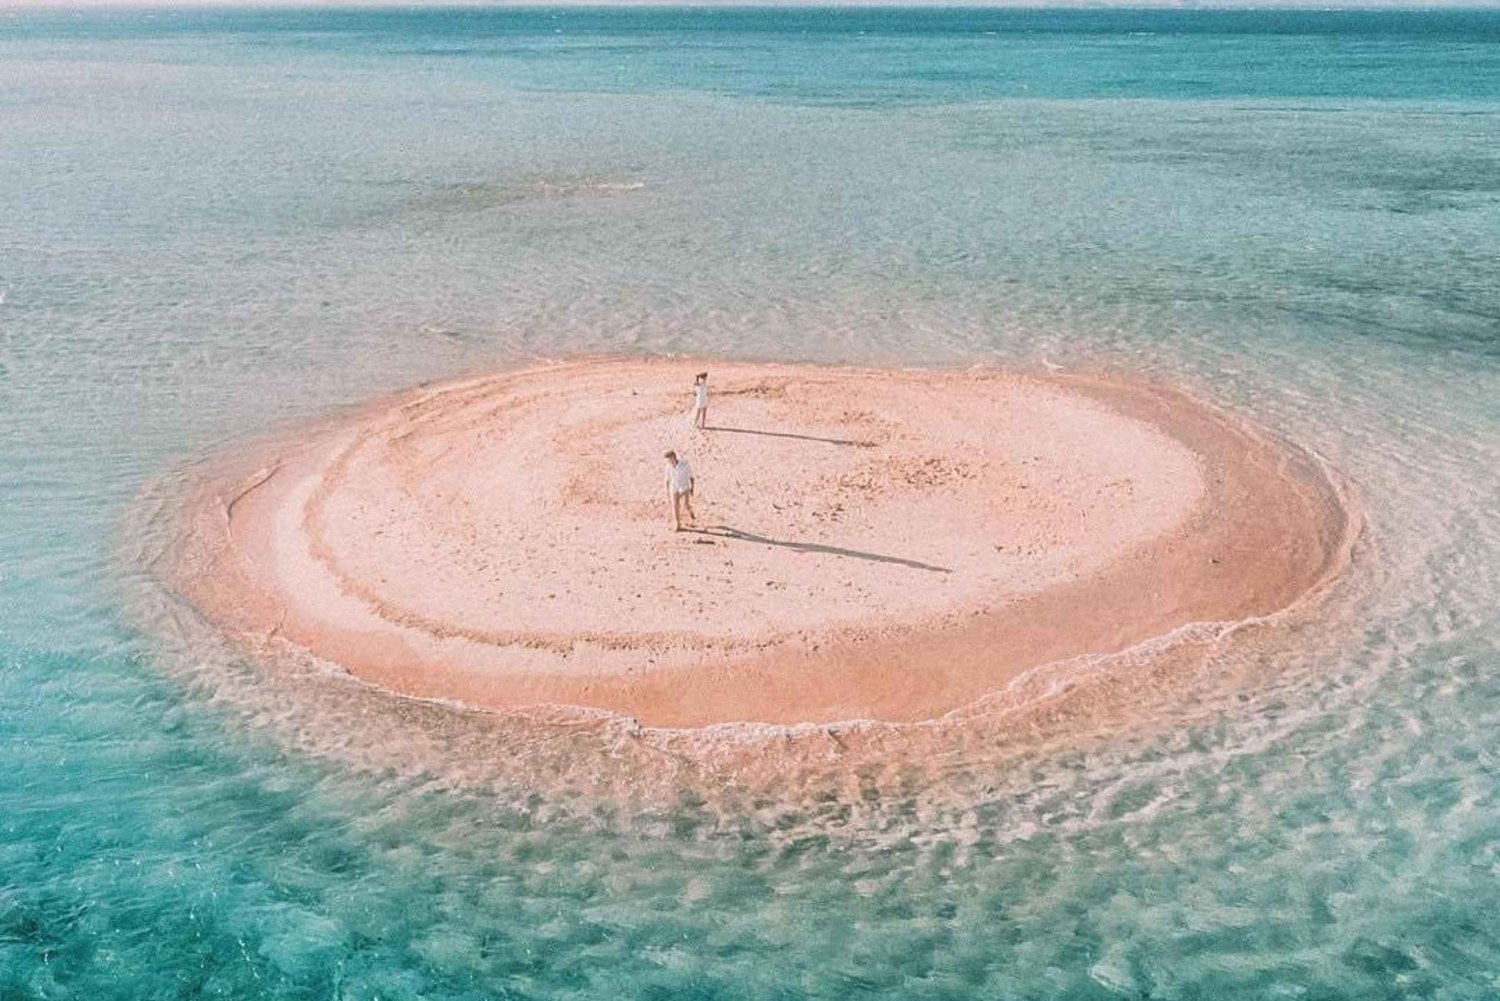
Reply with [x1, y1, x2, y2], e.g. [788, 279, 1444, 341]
[3, 8, 1500, 997]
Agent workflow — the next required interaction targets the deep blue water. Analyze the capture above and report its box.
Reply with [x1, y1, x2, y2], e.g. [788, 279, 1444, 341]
[2, 8, 1499, 999]
[11, 7, 1500, 104]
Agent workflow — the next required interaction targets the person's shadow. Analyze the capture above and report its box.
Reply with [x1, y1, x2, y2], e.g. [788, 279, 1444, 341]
[690, 421, 942, 570]
[703, 425, 877, 448]
[686, 525, 952, 574]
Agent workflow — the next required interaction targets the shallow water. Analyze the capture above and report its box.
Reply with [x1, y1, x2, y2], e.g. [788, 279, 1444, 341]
[2, 8, 1499, 998]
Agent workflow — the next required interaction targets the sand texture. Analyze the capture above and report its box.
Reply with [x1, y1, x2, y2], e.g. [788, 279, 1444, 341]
[167, 359, 1356, 730]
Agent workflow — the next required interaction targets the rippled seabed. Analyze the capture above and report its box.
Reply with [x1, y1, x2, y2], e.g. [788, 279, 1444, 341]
[3, 8, 1500, 998]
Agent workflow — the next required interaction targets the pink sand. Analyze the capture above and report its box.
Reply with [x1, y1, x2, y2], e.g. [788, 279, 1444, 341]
[169, 359, 1356, 730]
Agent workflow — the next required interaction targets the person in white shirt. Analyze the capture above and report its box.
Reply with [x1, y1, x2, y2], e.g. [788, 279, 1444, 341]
[664, 450, 696, 531]
[692, 372, 709, 430]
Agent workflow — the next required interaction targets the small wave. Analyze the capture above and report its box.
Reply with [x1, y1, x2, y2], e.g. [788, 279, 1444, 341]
[405, 176, 647, 216]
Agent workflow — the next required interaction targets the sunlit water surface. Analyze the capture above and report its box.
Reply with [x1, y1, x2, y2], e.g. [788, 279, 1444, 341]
[2, 9, 1499, 998]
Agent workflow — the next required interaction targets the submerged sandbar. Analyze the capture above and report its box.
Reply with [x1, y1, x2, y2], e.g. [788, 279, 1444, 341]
[168, 359, 1355, 730]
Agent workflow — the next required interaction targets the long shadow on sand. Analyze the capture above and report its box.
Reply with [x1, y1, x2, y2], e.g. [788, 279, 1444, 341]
[704, 425, 876, 448]
[687, 525, 952, 574]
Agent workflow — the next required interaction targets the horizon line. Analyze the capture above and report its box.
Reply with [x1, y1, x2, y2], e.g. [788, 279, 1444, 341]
[7, 3, 1500, 10]
[7, 1, 1500, 9]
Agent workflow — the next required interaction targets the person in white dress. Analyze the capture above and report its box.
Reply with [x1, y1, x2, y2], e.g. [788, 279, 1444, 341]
[692, 372, 709, 430]
[664, 451, 696, 531]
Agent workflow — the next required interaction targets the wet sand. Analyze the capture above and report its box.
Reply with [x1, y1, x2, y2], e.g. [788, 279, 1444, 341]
[163, 359, 1356, 732]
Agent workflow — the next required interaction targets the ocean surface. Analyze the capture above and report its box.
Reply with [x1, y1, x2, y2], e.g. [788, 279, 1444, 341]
[3, 7, 1499, 998]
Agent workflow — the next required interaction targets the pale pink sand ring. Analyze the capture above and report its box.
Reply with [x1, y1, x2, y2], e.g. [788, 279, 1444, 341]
[167, 359, 1356, 732]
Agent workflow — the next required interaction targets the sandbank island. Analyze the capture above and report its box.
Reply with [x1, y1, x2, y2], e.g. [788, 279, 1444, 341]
[166, 359, 1356, 732]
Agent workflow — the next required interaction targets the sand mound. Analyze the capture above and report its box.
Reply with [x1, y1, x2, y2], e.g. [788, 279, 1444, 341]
[166, 359, 1355, 730]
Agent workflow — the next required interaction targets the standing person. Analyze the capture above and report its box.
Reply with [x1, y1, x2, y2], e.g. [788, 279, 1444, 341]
[692, 372, 709, 430]
[664, 451, 696, 531]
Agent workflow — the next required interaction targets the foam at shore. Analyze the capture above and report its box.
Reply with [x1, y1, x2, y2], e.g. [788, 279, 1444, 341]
[161, 359, 1357, 735]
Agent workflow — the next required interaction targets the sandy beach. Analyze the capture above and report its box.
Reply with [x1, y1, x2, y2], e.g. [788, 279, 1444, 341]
[164, 358, 1356, 731]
